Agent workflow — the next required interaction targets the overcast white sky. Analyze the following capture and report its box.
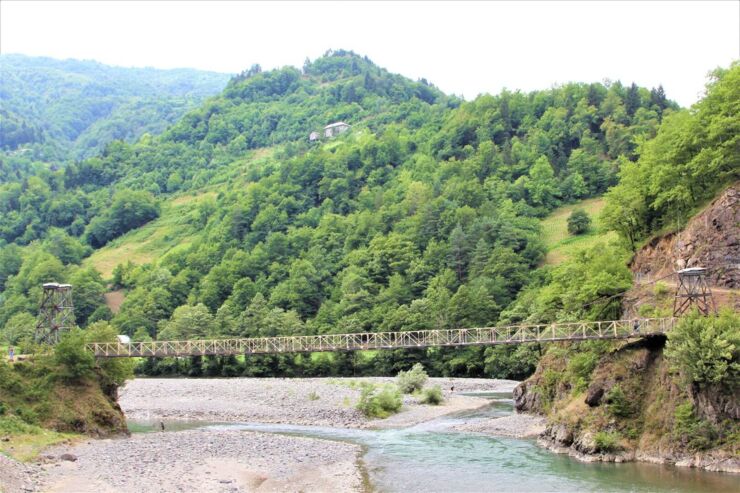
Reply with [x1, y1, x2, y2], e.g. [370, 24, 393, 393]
[1, 1, 738, 106]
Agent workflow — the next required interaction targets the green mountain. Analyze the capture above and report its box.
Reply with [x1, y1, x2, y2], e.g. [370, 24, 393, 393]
[1, 52, 736, 472]
[2, 50, 711, 381]
[0, 54, 229, 161]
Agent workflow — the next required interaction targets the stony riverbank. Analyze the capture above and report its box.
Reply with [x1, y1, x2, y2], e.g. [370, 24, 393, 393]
[37, 429, 363, 493]
[0, 453, 41, 493]
[119, 377, 518, 429]
[1, 377, 526, 492]
[453, 413, 546, 438]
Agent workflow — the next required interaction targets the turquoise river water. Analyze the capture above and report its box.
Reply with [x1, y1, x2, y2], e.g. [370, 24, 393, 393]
[130, 392, 739, 492]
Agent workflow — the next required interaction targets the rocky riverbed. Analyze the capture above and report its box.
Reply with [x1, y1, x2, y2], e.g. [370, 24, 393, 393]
[0, 453, 40, 493]
[2, 377, 525, 492]
[36, 429, 363, 493]
[118, 377, 518, 428]
[453, 413, 546, 438]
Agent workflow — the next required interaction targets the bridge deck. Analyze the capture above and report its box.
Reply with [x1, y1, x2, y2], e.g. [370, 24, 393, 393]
[87, 318, 674, 358]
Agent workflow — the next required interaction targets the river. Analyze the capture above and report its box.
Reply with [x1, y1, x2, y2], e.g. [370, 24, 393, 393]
[129, 392, 738, 492]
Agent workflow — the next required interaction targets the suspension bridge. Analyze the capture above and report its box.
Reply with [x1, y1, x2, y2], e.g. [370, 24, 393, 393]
[26, 267, 718, 360]
[86, 318, 675, 358]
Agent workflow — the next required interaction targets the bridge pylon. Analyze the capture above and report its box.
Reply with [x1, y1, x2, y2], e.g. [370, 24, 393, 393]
[673, 268, 716, 316]
[35, 283, 74, 345]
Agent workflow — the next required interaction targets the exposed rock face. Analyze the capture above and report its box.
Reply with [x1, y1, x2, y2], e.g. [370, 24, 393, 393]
[515, 337, 740, 473]
[631, 184, 739, 288]
[513, 381, 542, 413]
[584, 386, 604, 407]
[691, 382, 740, 424]
[624, 184, 739, 317]
[516, 186, 740, 473]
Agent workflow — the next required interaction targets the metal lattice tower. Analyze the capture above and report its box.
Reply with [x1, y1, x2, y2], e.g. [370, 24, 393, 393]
[673, 268, 716, 316]
[35, 283, 74, 345]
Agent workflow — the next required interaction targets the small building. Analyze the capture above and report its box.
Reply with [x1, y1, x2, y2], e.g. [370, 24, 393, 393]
[324, 121, 351, 138]
[309, 131, 320, 142]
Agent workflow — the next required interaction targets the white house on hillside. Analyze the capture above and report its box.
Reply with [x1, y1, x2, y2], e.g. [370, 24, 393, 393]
[324, 121, 351, 138]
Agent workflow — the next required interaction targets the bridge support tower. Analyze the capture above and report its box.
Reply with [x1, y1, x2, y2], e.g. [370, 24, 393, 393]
[673, 268, 716, 316]
[35, 283, 74, 345]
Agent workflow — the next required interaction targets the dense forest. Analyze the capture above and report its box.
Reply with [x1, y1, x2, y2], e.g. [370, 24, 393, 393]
[0, 54, 229, 163]
[1, 51, 736, 379]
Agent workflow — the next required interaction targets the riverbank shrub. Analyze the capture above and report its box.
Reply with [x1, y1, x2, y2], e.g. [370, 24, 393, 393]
[357, 383, 402, 418]
[420, 385, 444, 405]
[605, 384, 633, 418]
[594, 431, 620, 452]
[665, 310, 739, 387]
[567, 351, 599, 394]
[672, 402, 718, 451]
[396, 363, 428, 394]
[54, 329, 95, 383]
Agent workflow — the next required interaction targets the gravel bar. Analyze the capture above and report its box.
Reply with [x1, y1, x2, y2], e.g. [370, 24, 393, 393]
[38, 429, 363, 493]
[119, 377, 518, 428]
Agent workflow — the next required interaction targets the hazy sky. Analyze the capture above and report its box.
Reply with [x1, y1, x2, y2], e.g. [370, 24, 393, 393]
[2, 1, 738, 106]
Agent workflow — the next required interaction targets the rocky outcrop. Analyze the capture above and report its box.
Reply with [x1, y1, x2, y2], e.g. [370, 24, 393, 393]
[514, 337, 740, 473]
[631, 184, 739, 288]
[691, 382, 740, 423]
[513, 380, 543, 413]
[515, 186, 740, 473]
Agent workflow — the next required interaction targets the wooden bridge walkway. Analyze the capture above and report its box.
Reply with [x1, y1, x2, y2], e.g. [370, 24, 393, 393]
[87, 318, 675, 358]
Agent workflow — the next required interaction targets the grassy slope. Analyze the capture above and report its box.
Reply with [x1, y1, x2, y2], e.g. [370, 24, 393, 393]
[0, 356, 128, 462]
[85, 191, 216, 279]
[0, 416, 75, 461]
[540, 197, 617, 265]
[85, 147, 276, 280]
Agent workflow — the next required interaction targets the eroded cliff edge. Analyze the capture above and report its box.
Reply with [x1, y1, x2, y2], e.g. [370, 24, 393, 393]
[514, 186, 739, 473]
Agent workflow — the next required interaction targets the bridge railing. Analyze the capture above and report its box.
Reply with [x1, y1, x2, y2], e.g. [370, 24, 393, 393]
[86, 318, 675, 358]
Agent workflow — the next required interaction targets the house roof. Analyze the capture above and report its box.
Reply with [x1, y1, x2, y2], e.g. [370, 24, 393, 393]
[324, 121, 350, 129]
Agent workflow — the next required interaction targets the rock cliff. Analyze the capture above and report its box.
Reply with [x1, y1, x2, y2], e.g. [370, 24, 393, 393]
[514, 185, 740, 473]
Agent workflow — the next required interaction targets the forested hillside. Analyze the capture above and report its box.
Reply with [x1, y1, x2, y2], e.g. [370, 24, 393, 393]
[0, 54, 229, 164]
[511, 63, 739, 471]
[1, 50, 710, 379]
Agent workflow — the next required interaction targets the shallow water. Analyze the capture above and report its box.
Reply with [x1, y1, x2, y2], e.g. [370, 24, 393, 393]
[129, 392, 739, 492]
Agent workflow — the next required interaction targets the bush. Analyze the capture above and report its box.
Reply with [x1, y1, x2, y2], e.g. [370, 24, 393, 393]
[54, 329, 95, 383]
[0, 415, 40, 435]
[567, 352, 599, 382]
[605, 384, 633, 417]
[420, 385, 444, 405]
[308, 390, 320, 401]
[653, 282, 669, 297]
[673, 402, 718, 451]
[539, 368, 561, 404]
[83, 322, 135, 387]
[665, 310, 739, 387]
[567, 209, 592, 235]
[356, 383, 402, 418]
[396, 363, 428, 394]
[594, 431, 620, 452]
